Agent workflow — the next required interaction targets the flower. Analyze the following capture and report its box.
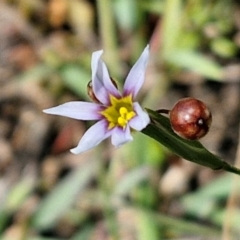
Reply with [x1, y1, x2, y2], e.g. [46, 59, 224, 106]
[43, 45, 150, 154]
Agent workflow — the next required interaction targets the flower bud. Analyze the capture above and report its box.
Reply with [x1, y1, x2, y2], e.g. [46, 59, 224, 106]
[87, 78, 118, 103]
[87, 81, 100, 103]
[169, 97, 212, 140]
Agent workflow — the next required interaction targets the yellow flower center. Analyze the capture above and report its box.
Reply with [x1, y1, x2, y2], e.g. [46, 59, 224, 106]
[100, 95, 136, 129]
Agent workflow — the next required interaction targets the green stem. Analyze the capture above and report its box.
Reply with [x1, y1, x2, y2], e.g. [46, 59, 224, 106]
[96, 147, 120, 239]
[222, 162, 240, 176]
[96, 0, 122, 78]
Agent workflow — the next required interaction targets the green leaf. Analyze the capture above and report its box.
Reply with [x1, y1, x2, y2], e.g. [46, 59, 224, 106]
[137, 211, 160, 240]
[167, 49, 223, 80]
[126, 207, 221, 238]
[162, 0, 182, 58]
[180, 173, 240, 235]
[211, 208, 240, 233]
[186, 173, 237, 199]
[5, 177, 35, 212]
[141, 0, 164, 14]
[180, 174, 232, 219]
[211, 37, 237, 58]
[180, 174, 234, 217]
[32, 160, 98, 230]
[113, 0, 137, 31]
[124, 132, 166, 166]
[70, 224, 95, 240]
[19, 64, 54, 82]
[0, 210, 9, 233]
[60, 64, 90, 99]
[28, 237, 61, 240]
[113, 166, 150, 197]
[142, 109, 240, 175]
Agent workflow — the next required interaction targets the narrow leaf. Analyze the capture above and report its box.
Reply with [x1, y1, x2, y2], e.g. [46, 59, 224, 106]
[180, 173, 235, 217]
[142, 109, 240, 175]
[60, 64, 90, 98]
[32, 160, 98, 230]
[162, 0, 182, 57]
[113, 166, 150, 197]
[70, 224, 95, 240]
[137, 211, 160, 240]
[167, 49, 223, 80]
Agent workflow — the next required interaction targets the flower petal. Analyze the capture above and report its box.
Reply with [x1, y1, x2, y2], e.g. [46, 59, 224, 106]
[111, 125, 133, 147]
[129, 102, 150, 131]
[70, 120, 112, 154]
[43, 101, 103, 120]
[91, 50, 121, 105]
[123, 45, 150, 98]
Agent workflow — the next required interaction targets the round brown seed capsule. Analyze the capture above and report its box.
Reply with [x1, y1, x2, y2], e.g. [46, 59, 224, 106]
[169, 97, 212, 140]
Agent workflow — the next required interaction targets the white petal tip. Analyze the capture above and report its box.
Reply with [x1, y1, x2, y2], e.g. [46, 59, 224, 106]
[70, 148, 80, 154]
[93, 49, 104, 57]
[42, 109, 53, 114]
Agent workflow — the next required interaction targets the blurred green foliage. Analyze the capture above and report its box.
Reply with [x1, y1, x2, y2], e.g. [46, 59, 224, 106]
[1, 0, 240, 239]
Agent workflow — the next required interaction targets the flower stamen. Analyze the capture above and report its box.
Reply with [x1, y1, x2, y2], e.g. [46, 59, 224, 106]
[101, 96, 136, 129]
[118, 107, 135, 127]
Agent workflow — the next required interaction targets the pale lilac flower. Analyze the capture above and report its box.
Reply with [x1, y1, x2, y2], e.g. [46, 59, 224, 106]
[43, 45, 150, 154]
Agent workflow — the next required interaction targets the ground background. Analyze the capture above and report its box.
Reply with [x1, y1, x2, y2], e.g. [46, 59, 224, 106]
[0, 0, 240, 239]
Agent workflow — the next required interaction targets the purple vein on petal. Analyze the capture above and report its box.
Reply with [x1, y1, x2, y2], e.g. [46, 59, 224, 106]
[43, 101, 103, 120]
[123, 45, 150, 98]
